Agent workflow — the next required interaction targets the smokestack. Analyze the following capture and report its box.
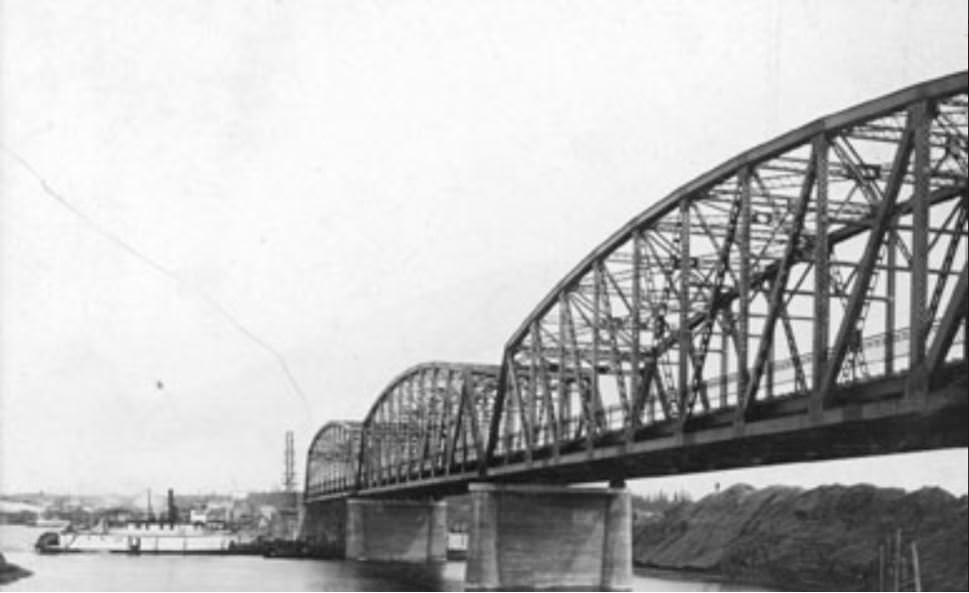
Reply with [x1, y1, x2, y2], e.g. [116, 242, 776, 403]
[168, 488, 177, 527]
[283, 430, 296, 492]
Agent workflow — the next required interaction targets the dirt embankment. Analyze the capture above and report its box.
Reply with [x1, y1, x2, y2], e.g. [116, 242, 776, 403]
[633, 484, 968, 591]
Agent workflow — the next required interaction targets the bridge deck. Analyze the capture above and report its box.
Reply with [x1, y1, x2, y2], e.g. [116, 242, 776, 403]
[306, 360, 966, 502]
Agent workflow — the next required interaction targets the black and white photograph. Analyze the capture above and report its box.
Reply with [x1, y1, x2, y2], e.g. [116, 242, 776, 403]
[1, 1, 967, 591]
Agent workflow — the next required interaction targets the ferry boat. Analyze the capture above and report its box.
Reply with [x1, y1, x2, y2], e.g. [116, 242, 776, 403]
[34, 521, 244, 554]
[34, 488, 244, 555]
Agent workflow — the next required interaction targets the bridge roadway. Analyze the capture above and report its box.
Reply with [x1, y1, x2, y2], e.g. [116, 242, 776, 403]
[301, 72, 969, 591]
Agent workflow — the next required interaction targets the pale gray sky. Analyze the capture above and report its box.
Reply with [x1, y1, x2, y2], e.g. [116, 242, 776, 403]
[1, 0, 967, 498]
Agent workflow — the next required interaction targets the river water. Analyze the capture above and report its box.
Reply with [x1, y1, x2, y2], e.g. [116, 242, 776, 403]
[1, 525, 763, 591]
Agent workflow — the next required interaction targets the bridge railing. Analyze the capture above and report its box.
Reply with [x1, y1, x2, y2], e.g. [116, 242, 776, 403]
[306, 476, 355, 499]
[358, 443, 484, 487]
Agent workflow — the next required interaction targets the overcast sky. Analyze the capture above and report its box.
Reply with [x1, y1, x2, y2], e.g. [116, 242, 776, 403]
[2, 0, 967, 498]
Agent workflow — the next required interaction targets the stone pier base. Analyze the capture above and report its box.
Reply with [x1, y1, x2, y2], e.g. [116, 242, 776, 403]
[299, 499, 347, 557]
[345, 498, 448, 563]
[465, 483, 632, 591]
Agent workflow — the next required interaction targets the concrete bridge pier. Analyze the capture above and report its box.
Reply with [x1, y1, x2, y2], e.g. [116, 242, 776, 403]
[345, 498, 448, 563]
[300, 499, 347, 557]
[465, 483, 632, 591]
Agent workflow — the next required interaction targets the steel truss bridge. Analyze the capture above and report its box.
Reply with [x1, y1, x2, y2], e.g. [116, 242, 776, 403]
[306, 72, 969, 503]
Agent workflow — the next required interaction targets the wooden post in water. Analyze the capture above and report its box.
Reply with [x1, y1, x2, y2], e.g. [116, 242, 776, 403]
[898, 540, 908, 591]
[910, 542, 921, 592]
[879, 544, 885, 592]
[894, 529, 902, 592]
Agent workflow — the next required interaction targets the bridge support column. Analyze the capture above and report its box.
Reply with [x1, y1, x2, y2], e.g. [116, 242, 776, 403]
[300, 499, 347, 557]
[466, 483, 632, 591]
[345, 498, 448, 563]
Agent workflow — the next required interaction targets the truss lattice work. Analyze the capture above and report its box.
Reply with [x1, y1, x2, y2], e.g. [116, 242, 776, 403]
[304, 72, 968, 500]
[487, 72, 968, 465]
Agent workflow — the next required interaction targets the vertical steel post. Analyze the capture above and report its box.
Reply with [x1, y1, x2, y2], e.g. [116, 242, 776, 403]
[592, 262, 602, 431]
[443, 369, 454, 474]
[419, 369, 437, 478]
[504, 361, 517, 455]
[409, 382, 418, 478]
[812, 134, 830, 417]
[399, 389, 408, 480]
[909, 100, 931, 399]
[528, 324, 538, 446]
[766, 340, 774, 399]
[679, 198, 691, 420]
[558, 293, 568, 444]
[720, 330, 728, 407]
[380, 394, 389, 482]
[355, 424, 367, 491]
[631, 232, 642, 425]
[737, 169, 751, 412]
[886, 226, 896, 374]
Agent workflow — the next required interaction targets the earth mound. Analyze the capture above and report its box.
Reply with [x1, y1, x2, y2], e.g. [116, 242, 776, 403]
[633, 483, 968, 591]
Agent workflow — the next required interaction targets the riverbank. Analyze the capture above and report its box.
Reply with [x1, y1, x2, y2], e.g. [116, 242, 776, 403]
[0, 552, 32, 585]
[634, 565, 779, 592]
[633, 483, 968, 591]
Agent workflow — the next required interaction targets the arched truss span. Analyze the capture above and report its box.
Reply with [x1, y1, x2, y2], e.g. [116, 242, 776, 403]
[304, 420, 361, 499]
[358, 362, 501, 489]
[487, 71, 969, 463]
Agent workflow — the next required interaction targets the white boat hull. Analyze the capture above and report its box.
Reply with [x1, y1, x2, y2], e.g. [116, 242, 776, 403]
[37, 524, 244, 554]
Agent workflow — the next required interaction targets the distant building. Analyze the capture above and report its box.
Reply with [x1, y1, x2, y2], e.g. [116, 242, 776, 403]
[189, 509, 208, 525]
[0, 500, 42, 525]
